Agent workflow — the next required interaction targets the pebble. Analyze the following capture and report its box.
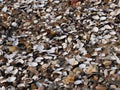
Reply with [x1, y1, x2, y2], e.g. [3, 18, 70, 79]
[92, 27, 99, 32]
[35, 57, 43, 62]
[92, 15, 100, 20]
[96, 85, 106, 90]
[0, 50, 3, 55]
[103, 60, 112, 66]
[110, 85, 117, 89]
[54, 0, 60, 3]
[56, 15, 62, 20]
[110, 31, 116, 35]
[74, 80, 82, 85]
[6, 66, 14, 73]
[2, 6, 7, 12]
[11, 22, 18, 27]
[7, 76, 16, 82]
[28, 62, 38, 67]
[86, 65, 97, 74]
[110, 9, 120, 16]
[8, 46, 18, 52]
[79, 64, 86, 69]
[104, 34, 111, 39]
[104, 25, 112, 30]
[67, 58, 78, 65]
[33, 20, 38, 24]
[100, 16, 107, 21]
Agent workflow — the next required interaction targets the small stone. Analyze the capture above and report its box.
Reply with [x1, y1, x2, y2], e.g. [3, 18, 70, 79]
[86, 65, 97, 74]
[100, 16, 106, 21]
[92, 15, 100, 20]
[104, 34, 111, 39]
[11, 22, 18, 27]
[103, 60, 112, 66]
[67, 58, 78, 65]
[31, 83, 37, 90]
[104, 25, 112, 29]
[2, 6, 7, 12]
[54, 0, 60, 3]
[35, 57, 43, 62]
[28, 62, 38, 67]
[62, 75, 75, 84]
[79, 64, 86, 69]
[27, 67, 38, 75]
[33, 20, 38, 24]
[67, 35, 72, 43]
[110, 9, 120, 16]
[8, 46, 18, 52]
[0, 50, 3, 55]
[110, 85, 117, 89]
[74, 80, 82, 85]
[6, 66, 13, 73]
[110, 31, 116, 35]
[7, 76, 16, 82]
[92, 27, 99, 32]
[96, 85, 106, 90]
[62, 43, 67, 49]
[56, 15, 62, 20]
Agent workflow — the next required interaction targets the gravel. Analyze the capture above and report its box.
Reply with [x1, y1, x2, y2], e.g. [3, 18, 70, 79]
[0, 0, 120, 90]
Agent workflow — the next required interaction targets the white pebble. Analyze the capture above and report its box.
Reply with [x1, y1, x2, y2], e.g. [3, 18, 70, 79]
[1, 86, 5, 90]
[100, 16, 106, 21]
[110, 31, 116, 35]
[12, 69, 18, 75]
[54, 0, 60, 3]
[92, 27, 99, 32]
[28, 62, 38, 67]
[35, 57, 43, 62]
[67, 58, 78, 65]
[2, 6, 7, 12]
[102, 39, 107, 44]
[14, 3, 20, 8]
[11, 22, 18, 27]
[6, 66, 13, 73]
[62, 43, 67, 49]
[17, 59, 24, 64]
[104, 34, 111, 39]
[74, 80, 82, 85]
[92, 15, 99, 20]
[7, 76, 16, 82]
[46, 7, 52, 12]
[0, 50, 3, 55]
[33, 20, 38, 23]
[110, 9, 120, 16]
[56, 15, 62, 20]
[104, 25, 112, 30]
[79, 64, 86, 69]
